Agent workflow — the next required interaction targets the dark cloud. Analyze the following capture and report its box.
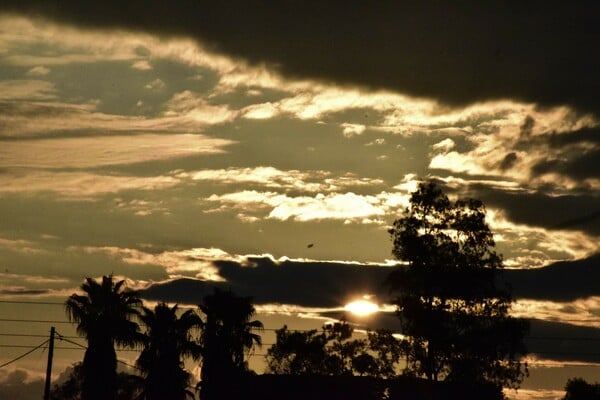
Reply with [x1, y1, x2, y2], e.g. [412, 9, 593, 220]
[547, 127, 600, 148]
[561, 150, 600, 180]
[141, 257, 393, 308]
[504, 254, 600, 301]
[526, 319, 600, 363]
[141, 254, 600, 309]
[499, 152, 518, 170]
[215, 257, 393, 307]
[531, 158, 562, 176]
[519, 115, 535, 138]
[526, 126, 600, 182]
[551, 210, 600, 231]
[142, 256, 600, 364]
[2, 1, 599, 115]
[532, 149, 600, 181]
[469, 185, 600, 236]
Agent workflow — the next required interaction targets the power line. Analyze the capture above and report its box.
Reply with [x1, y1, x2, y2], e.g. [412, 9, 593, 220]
[55, 335, 86, 349]
[4, 342, 599, 359]
[2, 318, 599, 360]
[0, 299, 143, 308]
[54, 336, 147, 382]
[0, 317, 297, 330]
[0, 333, 51, 338]
[1, 343, 597, 359]
[0, 342, 598, 382]
[3, 317, 598, 337]
[1, 317, 599, 341]
[0, 318, 362, 333]
[115, 358, 199, 392]
[51, 346, 84, 351]
[0, 300, 64, 305]
[0, 345, 138, 352]
[0, 339, 49, 368]
[53, 334, 198, 391]
[116, 358, 141, 371]
[0, 318, 72, 324]
[56, 334, 140, 353]
[0, 344, 49, 349]
[0, 333, 80, 339]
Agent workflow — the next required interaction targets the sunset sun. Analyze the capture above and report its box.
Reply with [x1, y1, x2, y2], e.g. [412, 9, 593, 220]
[344, 298, 379, 316]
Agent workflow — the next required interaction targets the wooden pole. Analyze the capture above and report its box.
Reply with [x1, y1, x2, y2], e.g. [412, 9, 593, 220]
[43, 326, 55, 400]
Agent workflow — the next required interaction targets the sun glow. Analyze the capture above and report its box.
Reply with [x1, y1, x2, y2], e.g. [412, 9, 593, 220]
[344, 298, 379, 316]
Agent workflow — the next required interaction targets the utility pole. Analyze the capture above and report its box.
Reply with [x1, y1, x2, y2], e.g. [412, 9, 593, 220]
[43, 326, 55, 400]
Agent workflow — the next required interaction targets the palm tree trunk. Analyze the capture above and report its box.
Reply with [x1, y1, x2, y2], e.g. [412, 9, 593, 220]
[82, 340, 117, 400]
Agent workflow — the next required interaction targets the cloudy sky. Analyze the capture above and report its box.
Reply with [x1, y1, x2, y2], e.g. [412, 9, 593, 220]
[0, 2, 598, 399]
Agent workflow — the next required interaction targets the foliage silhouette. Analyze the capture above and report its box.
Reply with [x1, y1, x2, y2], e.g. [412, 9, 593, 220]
[136, 303, 202, 400]
[65, 275, 142, 400]
[266, 322, 405, 378]
[226, 374, 504, 400]
[50, 362, 142, 400]
[563, 378, 600, 400]
[387, 181, 529, 389]
[198, 288, 263, 400]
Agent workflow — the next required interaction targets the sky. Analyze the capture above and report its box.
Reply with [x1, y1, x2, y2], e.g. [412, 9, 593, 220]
[0, 2, 598, 399]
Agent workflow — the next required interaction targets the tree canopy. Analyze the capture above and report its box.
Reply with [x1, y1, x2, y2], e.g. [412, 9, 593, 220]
[136, 303, 201, 400]
[62, 283, 269, 400]
[563, 378, 600, 400]
[50, 363, 141, 400]
[198, 288, 263, 400]
[266, 322, 405, 378]
[65, 275, 142, 400]
[387, 181, 529, 389]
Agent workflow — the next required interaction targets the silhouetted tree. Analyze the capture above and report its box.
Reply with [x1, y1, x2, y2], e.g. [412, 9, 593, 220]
[266, 322, 405, 378]
[266, 325, 338, 375]
[198, 288, 263, 399]
[361, 329, 407, 378]
[387, 181, 528, 389]
[65, 275, 142, 400]
[50, 362, 142, 400]
[50, 363, 83, 400]
[137, 303, 201, 400]
[563, 378, 600, 400]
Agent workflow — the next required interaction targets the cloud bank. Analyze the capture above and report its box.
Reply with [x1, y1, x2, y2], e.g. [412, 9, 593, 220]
[3, 1, 599, 116]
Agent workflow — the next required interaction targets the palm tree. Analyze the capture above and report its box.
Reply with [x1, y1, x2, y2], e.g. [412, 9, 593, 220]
[136, 303, 201, 400]
[198, 288, 263, 399]
[65, 275, 142, 400]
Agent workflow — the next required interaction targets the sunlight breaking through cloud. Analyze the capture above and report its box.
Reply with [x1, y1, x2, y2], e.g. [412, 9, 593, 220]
[205, 190, 409, 224]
